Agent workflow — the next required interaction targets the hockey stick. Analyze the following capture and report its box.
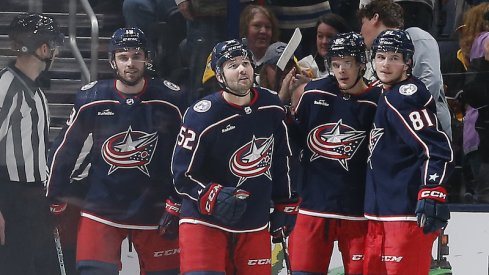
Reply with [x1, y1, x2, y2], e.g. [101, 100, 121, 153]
[53, 227, 67, 275]
[280, 229, 292, 275]
[276, 28, 302, 71]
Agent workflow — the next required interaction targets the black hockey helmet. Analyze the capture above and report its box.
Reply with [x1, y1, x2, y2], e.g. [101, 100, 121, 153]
[326, 32, 367, 65]
[371, 29, 414, 63]
[109, 27, 148, 56]
[210, 39, 255, 75]
[9, 12, 64, 54]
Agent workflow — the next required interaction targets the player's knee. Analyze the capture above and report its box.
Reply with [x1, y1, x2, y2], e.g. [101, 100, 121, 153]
[77, 260, 118, 275]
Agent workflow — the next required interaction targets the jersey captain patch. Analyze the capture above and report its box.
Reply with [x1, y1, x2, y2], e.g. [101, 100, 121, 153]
[230, 135, 274, 185]
[399, 83, 417, 96]
[101, 126, 158, 176]
[307, 120, 365, 171]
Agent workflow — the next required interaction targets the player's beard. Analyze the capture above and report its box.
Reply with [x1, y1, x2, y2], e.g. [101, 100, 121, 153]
[224, 76, 253, 97]
[117, 68, 144, 86]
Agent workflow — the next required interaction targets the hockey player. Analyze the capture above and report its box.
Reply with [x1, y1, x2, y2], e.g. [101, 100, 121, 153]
[287, 32, 381, 275]
[46, 27, 185, 275]
[171, 39, 299, 274]
[364, 29, 453, 275]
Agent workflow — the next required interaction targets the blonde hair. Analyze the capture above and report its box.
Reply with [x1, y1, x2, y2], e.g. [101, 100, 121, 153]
[239, 5, 279, 43]
[459, 3, 489, 59]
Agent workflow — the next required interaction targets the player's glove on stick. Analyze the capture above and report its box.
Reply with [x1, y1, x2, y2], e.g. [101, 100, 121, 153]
[270, 193, 300, 243]
[415, 185, 450, 234]
[158, 197, 181, 239]
[198, 183, 250, 226]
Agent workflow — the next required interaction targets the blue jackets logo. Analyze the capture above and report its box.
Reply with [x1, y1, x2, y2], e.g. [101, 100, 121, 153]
[101, 126, 158, 176]
[230, 135, 274, 185]
[307, 120, 365, 171]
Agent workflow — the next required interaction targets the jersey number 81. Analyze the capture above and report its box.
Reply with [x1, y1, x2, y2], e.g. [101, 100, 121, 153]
[408, 109, 434, 131]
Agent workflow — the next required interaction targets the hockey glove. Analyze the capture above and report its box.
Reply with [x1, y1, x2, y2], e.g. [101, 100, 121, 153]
[50, 202, 67, 215]
[158, 197, 181, 240]
[270, 193, 300, 243]
[415, 185, 450, 234]
[198, 183, 250, 226]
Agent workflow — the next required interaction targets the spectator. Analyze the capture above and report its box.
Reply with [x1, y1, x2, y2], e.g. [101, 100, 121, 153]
[266, 0, 331, 58]
[172, 39, 299, 274]
[314, 13, 353, 78]
[0, 12, 64, 274]
[123, 0, 186, 78]
[461, 3, 489, 203]
[359, 0, 435, 33]
[258, 41, 299, 92]
[240, 4, 280, 67]
[177, 0, 228, 101]
[46, 27, 185, 275]
[358, 0, 453, 138]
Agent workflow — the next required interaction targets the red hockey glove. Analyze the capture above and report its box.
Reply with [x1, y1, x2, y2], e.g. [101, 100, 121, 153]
[198, 183, 250, 226]
[270, 192, 300, 243]
[415, 185, 450, 234]
[158, 197, 181, 239]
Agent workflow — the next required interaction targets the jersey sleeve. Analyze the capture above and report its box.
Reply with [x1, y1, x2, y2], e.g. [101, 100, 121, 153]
[270, 107, 294, 202]
[171, 109, 209, 201]
[45, 91, 94, 200]
[385, 88, 453, 186]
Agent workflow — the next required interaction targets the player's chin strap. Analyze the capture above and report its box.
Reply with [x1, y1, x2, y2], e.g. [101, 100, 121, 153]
[32, 49, 55, 72]
[219, 75, 251, 98]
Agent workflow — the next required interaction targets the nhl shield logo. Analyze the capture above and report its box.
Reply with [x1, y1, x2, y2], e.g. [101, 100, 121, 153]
[102, 126, 158, 176]
[230, 135, 274, 185]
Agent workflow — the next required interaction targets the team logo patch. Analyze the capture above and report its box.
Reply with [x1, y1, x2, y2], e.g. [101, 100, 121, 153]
[399, 84, 417, 96]
[81, 81, 97, 91]
[164, 80, 180, 91]
[307, 120, 365, 171]
[193, 100, 211, 112]
[230, 135, 274, 185]
[101, 126, 158, 176]
[367, 124, 384, 168]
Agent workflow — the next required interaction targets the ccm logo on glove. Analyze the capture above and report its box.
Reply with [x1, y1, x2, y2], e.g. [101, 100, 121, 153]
[417, 186, 447, 202]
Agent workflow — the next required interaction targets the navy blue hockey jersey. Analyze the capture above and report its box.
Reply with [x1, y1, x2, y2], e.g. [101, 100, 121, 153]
[294, 76, 381, 220]
[172, 88, 292, 233]
[46, 78, 186, 229]
[365, 77, 453, 221]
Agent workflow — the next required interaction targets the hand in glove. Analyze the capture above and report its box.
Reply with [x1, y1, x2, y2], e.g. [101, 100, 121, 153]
[415, 185, 450, 234]
[198, 183, 250, 226]
[270, 193, 300, 243]
[158, 197, 181, 239]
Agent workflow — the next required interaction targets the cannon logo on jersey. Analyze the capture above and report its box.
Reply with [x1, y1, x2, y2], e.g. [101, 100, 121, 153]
[230, 135, 274, 185]
[367, 124, 384, 168]
[102, 126, 158, 176]
[307, 120, 365, 171]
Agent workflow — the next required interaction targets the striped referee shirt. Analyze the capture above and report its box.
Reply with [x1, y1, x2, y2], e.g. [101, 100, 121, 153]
[0, 63, 49, 183]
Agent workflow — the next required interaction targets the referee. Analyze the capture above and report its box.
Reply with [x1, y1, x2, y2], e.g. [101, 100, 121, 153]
[0, 12, 64, 274]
